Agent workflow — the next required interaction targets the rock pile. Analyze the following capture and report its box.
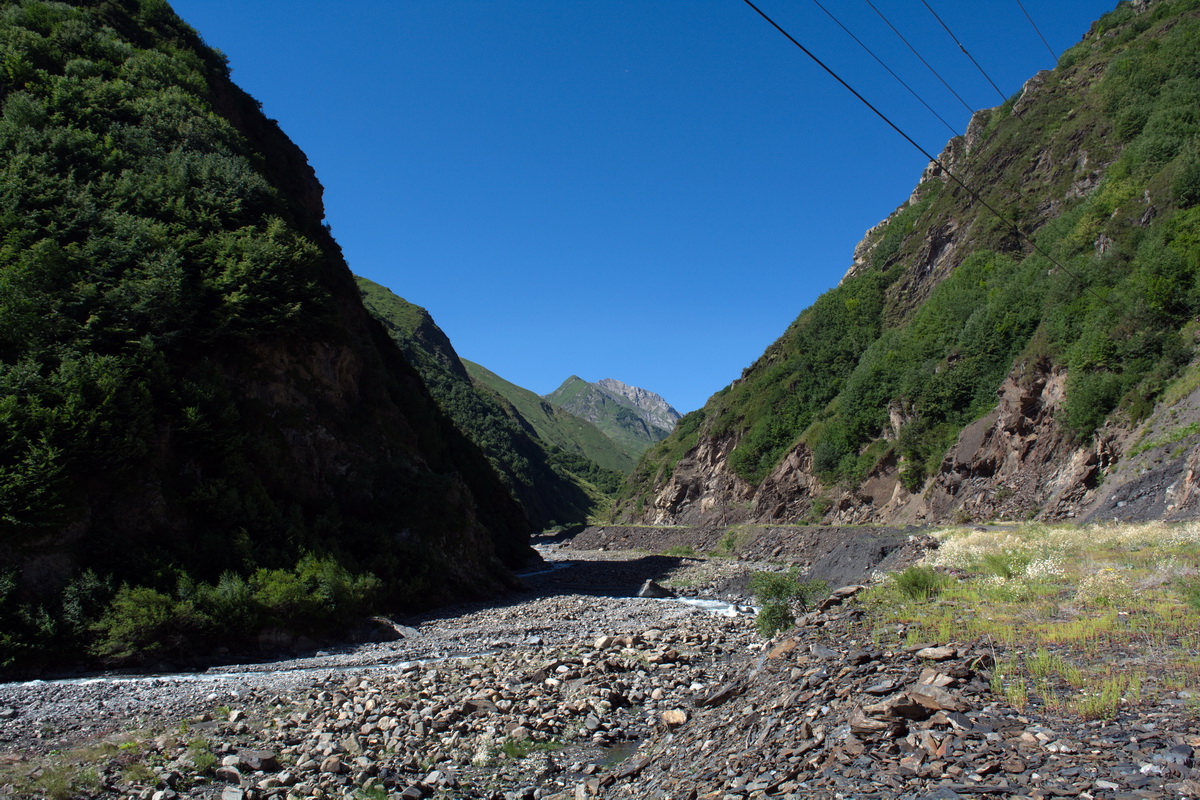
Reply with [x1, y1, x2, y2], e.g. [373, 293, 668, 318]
[2, 607, 756, 799]
[4, 549, 1199, 800]
[598, 596, 1200, 800]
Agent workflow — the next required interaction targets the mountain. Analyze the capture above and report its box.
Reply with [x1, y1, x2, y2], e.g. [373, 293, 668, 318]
[621, 0, 1200, 527]
[465, 362, 638, 476]
[0, 0, 531, 669]
[546, 376, 682, 457]
[356, 276, 622, 525]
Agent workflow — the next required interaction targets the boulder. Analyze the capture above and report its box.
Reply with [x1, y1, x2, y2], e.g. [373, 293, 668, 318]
[637, 579, 675, 598]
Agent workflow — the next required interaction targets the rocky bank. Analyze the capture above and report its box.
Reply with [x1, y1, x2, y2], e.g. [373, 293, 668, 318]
[2, 540, 1197, 800]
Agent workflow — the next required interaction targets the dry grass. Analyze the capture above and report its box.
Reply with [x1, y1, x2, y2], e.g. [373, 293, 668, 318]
[862, 521, 1200, 721]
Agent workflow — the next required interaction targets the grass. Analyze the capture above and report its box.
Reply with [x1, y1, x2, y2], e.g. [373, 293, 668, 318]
[1128, 421, 1200, 458]
[499, 736, 563, 760]
[0, 733, 158, 800]
[861, 521, 1200, 722]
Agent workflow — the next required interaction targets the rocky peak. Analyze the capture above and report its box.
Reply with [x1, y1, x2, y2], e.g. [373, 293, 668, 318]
[596, 378, 682, 432]
[545, 376, 682, 456]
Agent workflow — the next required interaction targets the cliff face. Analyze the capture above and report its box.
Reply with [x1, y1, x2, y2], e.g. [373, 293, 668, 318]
[623, 0, 1200, 528]
[595, 379, 683, 434]
[0, 0, 531, 643]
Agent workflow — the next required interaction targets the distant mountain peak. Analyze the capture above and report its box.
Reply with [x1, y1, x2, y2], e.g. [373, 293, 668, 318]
[545, 376, 681, 456]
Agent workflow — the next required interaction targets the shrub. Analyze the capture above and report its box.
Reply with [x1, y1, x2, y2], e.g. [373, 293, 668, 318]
[755, 602, 794, 638]
[749, 569, 828, 638]
[1174, 156, 1200, 207]
[91, 585, 183, 659]
[88, 555, 383, 661]
[1074, 568, 1132, 606]
[1176, 577, 1200, 610]
[894, 565, 951, 601]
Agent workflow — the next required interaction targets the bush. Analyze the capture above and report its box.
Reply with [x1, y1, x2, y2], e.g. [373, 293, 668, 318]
[749, 569, 828, 638]
[894, 565, 951, 601]
[1177, 577, 1200, 610]
[755, 602, 794, 638]
[1174, 156, 1200, 208]
[88, 555, 383, 661]
[91, 585, 184, 659]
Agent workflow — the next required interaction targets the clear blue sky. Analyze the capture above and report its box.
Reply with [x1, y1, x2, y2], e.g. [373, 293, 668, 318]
[169, 0, 1117, 413]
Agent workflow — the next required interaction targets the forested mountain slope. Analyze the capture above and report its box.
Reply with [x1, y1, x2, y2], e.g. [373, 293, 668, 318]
[621, 0, 1200, 527]
[0, 0, 531, 670]
[356, 276, 623, 526]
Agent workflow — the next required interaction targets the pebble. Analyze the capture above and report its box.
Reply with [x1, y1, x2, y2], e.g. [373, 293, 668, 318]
[1, 547, 1195, 800]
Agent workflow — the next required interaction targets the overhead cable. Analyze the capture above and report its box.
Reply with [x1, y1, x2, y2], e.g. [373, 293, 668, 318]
[738, 0, 1119, 314]
[862, 0, 975, 116]
[809, 0, 959, 138]
[1015, 0, 1060, 64]
[918, 0, 1008, 103]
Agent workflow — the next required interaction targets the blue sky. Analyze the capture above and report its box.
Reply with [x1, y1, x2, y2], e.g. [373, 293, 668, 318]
[170, 0, 1117, 413]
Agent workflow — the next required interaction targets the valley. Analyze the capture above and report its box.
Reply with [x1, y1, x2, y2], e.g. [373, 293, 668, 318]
[2, 0, 1200, 798]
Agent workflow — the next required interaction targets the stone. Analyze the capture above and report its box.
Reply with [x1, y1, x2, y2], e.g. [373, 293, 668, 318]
[637, 579, 675, 599]
[612, 755, 651, 780]
[809, 644, 839, 660]
[816, 585, 865, 610]
[906, 684, 971, 713]
[319, 755, 345, 774]
[662, 709, 688, 727]
[215, 766, 243, 785]
[239, 749, 279, 771]
[915, 646, 957, 661]
[849, 708, 903, 739]
[864, 679, 900, 695]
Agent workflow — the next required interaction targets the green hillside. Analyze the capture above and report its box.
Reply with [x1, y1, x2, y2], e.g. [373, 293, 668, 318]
[0, 0, 530, 671]
[624, 0, 1200, 514]
[357, 276, 622, 523]
[464, 362, 638, 475]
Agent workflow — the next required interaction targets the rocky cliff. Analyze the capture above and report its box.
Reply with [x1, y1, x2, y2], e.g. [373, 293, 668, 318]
[596, 378, 683, 433]
[622, 0, 1200, 528]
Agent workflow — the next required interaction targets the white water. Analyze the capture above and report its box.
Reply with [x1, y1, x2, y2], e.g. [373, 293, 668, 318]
[669, 597, 756, 618]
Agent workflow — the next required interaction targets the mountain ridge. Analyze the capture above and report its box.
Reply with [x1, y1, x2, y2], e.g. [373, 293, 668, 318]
[619, 0, 1200, 528]
[355, 275, 618, 527]
[463, 362, 637, 476]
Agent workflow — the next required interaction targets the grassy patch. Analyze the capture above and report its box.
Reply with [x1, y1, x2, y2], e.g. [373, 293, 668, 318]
[499, 736, 563, 760]
[861, 521, 1200, 721]
[1128, 421, 1200, 457]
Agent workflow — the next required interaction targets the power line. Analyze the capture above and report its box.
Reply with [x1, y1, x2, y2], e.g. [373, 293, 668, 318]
[1015, 0, 1060, 65]
[919, 0, 1008, 104]
[738, 0, 1119, 315]
[809, 0, 960, 138]
[862, 0, 975, 117]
